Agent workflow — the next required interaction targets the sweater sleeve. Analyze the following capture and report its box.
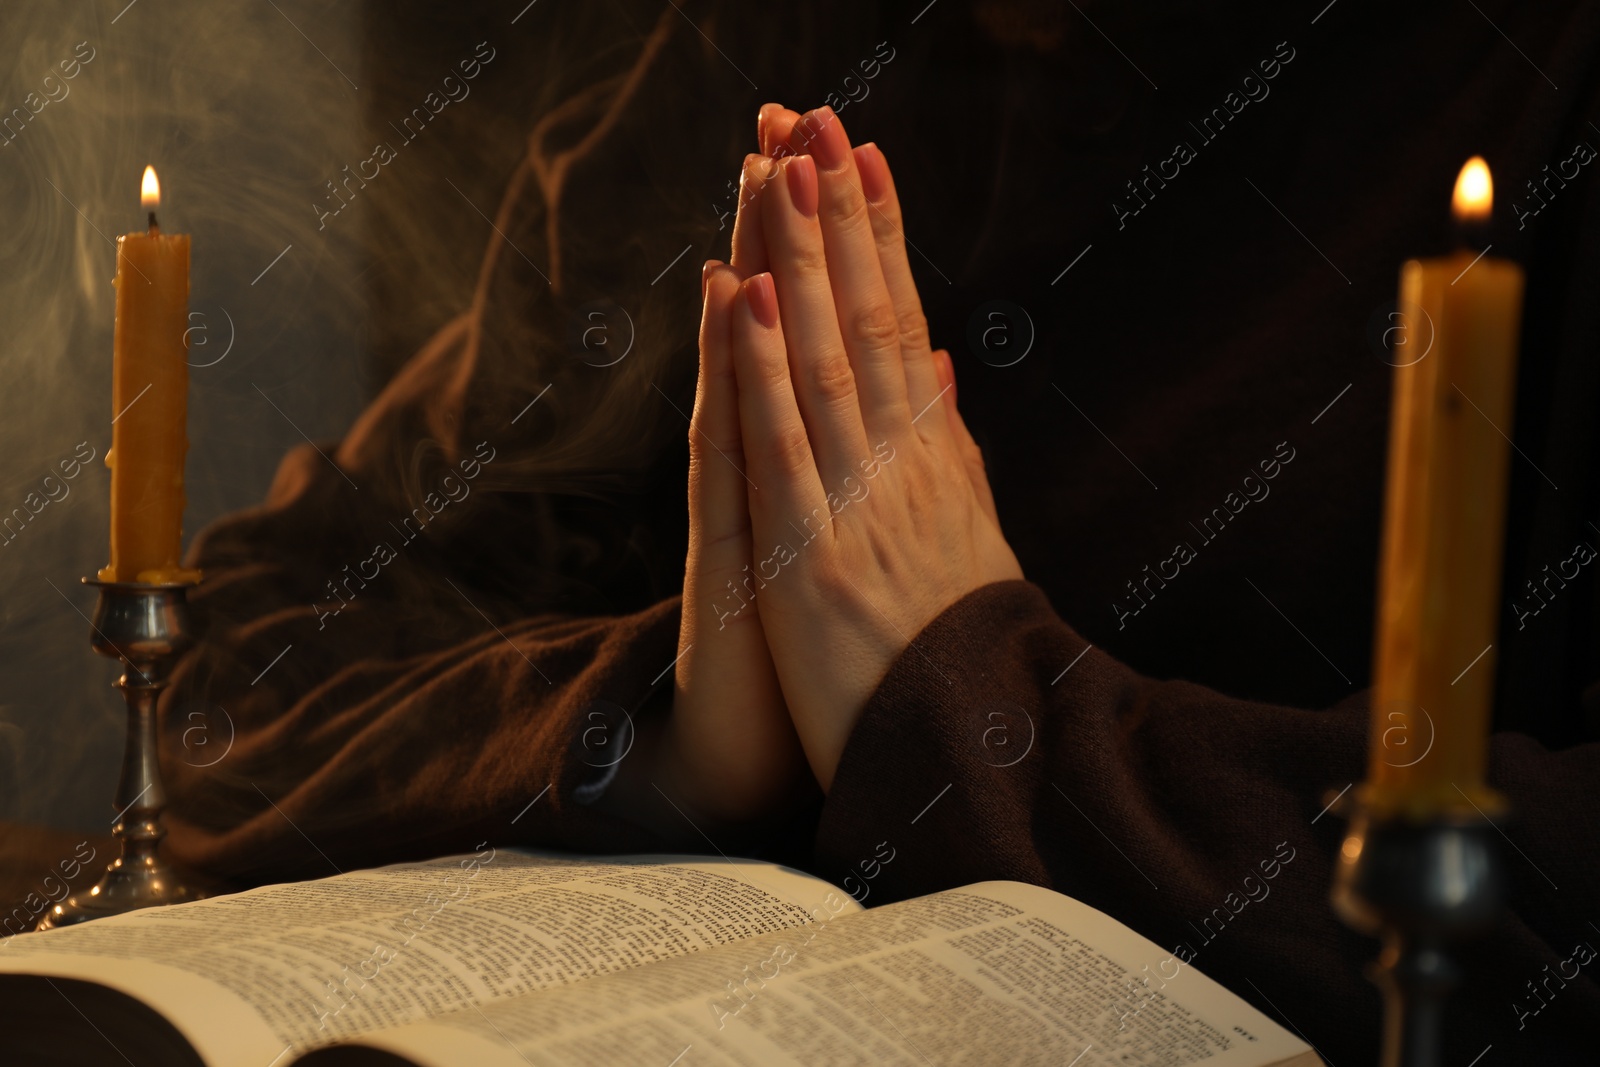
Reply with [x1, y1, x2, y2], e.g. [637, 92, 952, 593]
[815, 580, 1600, 1065]
[160, 441, 681, 885]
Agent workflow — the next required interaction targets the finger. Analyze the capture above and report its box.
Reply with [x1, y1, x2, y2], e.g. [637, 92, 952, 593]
[734, 106, 804, 277]
[757, 103, 781, 153]
[933, 349, 999, 524]
[764, 106, 802, 157]
[688, 261, 755, 558]
[851, 141, 947, 438]
[730, 154, 779, 278]
[760, 154, 874, 488]
[791, 107, 910, 438]
[729, 273, 832, 543]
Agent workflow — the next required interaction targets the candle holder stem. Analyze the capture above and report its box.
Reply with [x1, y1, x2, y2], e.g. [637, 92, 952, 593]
[1374, 934, 1457, 1067]
[111, 652, 170, 882]
[1330, 791, 1506, 1067]
[36, 579, 208, 929]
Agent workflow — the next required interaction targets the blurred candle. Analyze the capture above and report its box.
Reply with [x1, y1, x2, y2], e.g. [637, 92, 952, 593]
[99, 166, 201, 584]
[1369, 157, 1523, 815]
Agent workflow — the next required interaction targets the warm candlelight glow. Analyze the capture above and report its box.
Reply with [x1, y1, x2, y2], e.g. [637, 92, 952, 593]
[1368, 154, 1523, 817]
[141, 165, 160, 212]
[103, 163, 199, 585]
[1451, 156, 1492, 222]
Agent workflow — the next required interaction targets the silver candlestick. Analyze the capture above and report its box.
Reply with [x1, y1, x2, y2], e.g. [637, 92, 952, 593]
[36, 578, 209, 929]
[1330, 789, 1507, 1067]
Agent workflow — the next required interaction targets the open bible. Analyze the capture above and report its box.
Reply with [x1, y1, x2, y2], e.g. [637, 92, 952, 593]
[0, 848, 1320, 1066]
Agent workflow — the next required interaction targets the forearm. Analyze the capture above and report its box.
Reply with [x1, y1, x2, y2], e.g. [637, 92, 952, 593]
[814, 579, 1600, 1063]
[816, 580, 1600, 923]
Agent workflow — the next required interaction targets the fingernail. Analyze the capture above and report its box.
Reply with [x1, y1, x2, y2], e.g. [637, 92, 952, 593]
[740, 154, 776, 209]
[702, 259, 721, 298]
[757, 104, 772, 154]
[855, 143, 889, 203]
[806, 107, 850, 170]
[785, 155, 818, 218]
[748, 152, 779, 183]
[745, 273, 779, 328]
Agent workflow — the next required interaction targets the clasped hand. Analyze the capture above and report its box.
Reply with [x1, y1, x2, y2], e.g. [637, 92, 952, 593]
[623, 105, 1022, 836]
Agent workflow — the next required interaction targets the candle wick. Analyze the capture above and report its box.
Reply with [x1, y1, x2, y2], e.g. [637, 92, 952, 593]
[147, 211, 159, 235]
[1453, 214, 1490, 254]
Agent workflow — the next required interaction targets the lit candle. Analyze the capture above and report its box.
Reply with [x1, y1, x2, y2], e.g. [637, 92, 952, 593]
[1368, 157, 1523, 815]
[99, 166, 201, 584]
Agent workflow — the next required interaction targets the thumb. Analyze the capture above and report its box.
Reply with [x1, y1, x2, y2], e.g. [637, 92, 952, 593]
[688, 262, 754, 568]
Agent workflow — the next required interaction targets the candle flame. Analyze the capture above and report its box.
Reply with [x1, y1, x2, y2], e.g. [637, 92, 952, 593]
[1452, 156, 1492, 222]
[141, 165, 160, 212]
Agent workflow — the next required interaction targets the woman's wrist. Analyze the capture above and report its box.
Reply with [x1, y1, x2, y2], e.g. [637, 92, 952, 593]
[587, 693, 751, 849]
[594, 690, 821, 851]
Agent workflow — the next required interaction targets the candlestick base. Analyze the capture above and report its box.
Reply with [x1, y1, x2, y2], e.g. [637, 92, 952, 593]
[1329, 789, 1507, 1067]
[35, 579, 209, 930]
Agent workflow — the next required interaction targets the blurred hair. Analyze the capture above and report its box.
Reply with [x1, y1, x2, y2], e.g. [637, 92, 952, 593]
[335, 2, 727, 612]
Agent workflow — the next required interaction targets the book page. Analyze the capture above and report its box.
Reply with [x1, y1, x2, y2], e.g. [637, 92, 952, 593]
[318, 881, 1316, 1067]
[0, 849, 854, 1067]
